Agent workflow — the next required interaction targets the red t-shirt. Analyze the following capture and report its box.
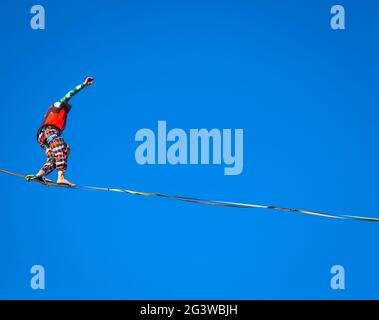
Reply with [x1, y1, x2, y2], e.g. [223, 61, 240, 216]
[41, 103, 71, 131]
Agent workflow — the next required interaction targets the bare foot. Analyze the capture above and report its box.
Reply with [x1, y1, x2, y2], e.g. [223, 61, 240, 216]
[57, 178, 76, 186]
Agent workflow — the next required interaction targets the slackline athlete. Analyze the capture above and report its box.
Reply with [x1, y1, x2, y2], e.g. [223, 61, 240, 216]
[25, 77, 95, 186]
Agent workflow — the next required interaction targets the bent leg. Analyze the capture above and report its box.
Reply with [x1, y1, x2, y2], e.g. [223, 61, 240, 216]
[50, 137, 69, 172]
[50, 138, 75, 186]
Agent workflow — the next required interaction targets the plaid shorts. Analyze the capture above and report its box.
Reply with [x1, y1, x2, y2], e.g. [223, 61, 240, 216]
[38, 126, 70, 174]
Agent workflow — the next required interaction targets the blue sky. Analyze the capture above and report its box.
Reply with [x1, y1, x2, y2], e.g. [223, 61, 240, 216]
[0, 0, 378, 299]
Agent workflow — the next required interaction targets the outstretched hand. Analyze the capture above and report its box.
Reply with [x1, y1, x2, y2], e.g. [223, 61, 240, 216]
[84, 77, 95, 86]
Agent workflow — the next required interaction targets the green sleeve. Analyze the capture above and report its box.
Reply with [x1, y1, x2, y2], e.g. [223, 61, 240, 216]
[54, 83, 86, 107]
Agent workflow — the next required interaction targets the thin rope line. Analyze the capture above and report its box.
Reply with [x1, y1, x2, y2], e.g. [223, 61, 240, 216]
[1, 168, 378, 222]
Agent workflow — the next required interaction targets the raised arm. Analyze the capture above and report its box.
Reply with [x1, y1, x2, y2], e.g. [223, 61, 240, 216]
[54, 77, 94, 108]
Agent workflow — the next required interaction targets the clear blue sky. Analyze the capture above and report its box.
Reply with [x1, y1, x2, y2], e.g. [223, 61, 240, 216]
[0, 0, 378, 299]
